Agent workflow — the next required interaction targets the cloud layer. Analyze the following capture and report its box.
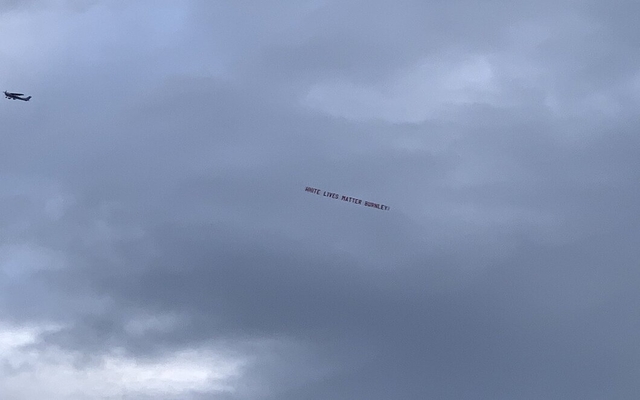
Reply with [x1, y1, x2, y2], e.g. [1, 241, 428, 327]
[1, 0, 640, 398]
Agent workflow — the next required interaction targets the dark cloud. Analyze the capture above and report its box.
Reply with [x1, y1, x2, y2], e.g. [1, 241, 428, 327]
[1, 0, 640, 399]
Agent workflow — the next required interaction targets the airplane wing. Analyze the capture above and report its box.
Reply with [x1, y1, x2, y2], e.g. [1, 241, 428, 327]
[8, 93, 24, 96]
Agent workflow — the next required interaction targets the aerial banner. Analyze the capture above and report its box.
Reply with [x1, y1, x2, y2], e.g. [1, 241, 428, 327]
[304, 186, 390, 211]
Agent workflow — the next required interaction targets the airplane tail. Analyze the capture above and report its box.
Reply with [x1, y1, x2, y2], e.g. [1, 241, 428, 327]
[25, 96, 31, 101]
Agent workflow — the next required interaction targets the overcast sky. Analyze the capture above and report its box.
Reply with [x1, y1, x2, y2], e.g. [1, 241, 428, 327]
[1, 0, 640, 399]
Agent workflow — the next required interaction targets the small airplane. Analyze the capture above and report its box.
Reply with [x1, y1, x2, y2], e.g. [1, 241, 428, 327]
[4, 91, 31, 101]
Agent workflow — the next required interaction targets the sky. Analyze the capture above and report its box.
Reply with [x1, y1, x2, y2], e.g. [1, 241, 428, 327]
[1, 0, 640, 398]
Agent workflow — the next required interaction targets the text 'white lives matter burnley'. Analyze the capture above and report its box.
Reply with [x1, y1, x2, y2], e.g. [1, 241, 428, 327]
[304, 186, 390, 211]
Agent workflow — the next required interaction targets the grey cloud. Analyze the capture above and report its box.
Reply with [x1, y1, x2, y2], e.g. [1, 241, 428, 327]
[2, 0, 640, 399]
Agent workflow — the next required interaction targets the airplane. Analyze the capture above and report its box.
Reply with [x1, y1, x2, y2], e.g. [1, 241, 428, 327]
[4, 91, 31, 101]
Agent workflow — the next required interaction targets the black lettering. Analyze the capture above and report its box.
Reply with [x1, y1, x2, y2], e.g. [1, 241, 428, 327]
[305, 187, 321, 194]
